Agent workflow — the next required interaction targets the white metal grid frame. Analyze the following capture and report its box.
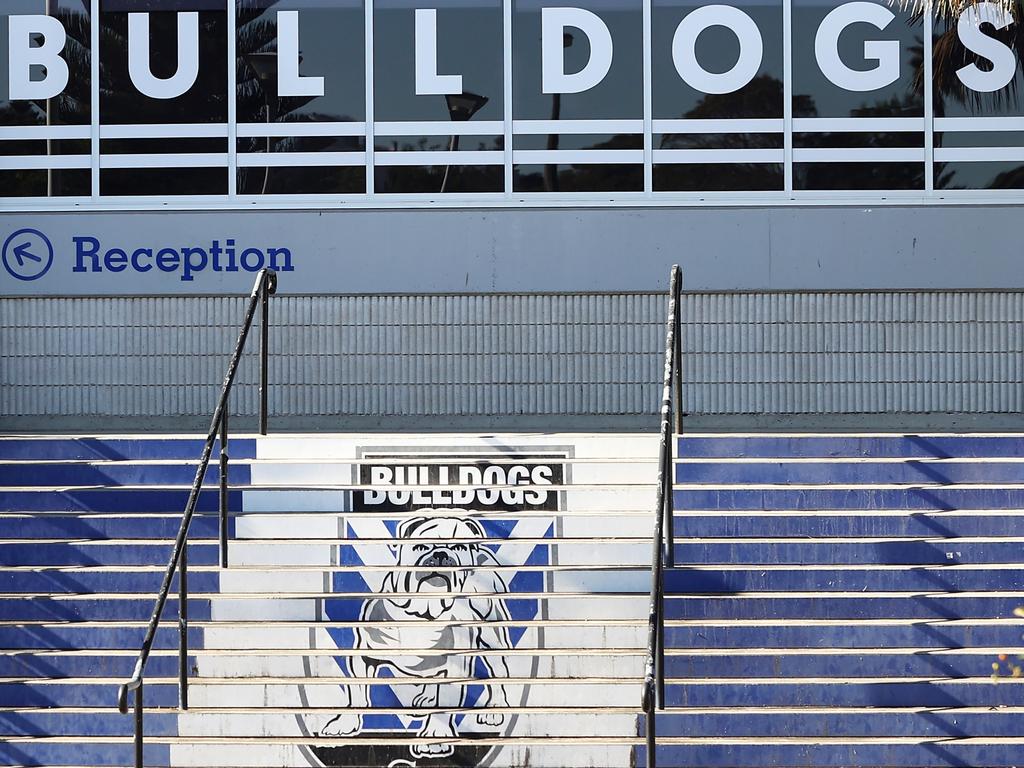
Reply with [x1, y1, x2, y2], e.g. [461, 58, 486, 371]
[1, 0, 1023, 210]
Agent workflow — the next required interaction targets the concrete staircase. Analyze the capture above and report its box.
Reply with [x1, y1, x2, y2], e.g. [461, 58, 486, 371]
[0, 432, 657, 768]
[3, 432, 1023, 768]
[648, 433, 1024, 767]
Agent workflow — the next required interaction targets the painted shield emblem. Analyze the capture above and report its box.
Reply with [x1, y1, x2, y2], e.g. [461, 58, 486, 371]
[301, 449, 568, 768]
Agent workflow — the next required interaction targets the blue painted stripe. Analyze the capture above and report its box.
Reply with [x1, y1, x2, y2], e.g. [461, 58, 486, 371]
[0, 711, 178, 738]
[0, 463, 252, 488]
[0, 626, 202, 650]
[0, 711, 178, 737]
[639, 741, 1024, 767]
[671, 540, 1023, 565]
[0, 571, 220, 595]
[0, 740, 170, 767]
[678, 461, 1024, 484]
[665, 653, 1008, 679]
[647, 709, 1022, 737]
[0, 543, 220, 567]
[0, 489, 240, 513]
[0, 682, 179, 707]
[677, 435, 1024, 459]
[664, 624, 1023, 649]
[0, 654, 186, 679]
[663, 595, 1022, 620]
[664, 567, 1024, 593]
[2, 515, 226, 540]
[675, 487, 1024, 511]
[0, 437, 254, 461]
[0, 599, 213, 622]
[673, 513, 1024, 539]
[665, 680, 1024, 707]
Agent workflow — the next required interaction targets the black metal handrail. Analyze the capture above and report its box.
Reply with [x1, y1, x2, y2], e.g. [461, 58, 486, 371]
[117, 268, 278, 768]
[641, 264, 683, 768]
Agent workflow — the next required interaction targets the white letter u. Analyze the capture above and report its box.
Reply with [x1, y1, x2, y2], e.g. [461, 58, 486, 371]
[128, 12, 200, 100]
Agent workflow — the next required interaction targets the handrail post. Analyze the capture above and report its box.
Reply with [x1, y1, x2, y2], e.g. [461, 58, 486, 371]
[645, 681, 656, 768]
[259, 273, 271, 435]
[178, 539, 188, 710]
[672, 272, 683, 435]
[134, 683, 143, 768]
[219, 411, 229, 568]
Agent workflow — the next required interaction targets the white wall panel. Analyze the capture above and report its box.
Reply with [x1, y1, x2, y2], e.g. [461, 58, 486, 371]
[0, 291, 1021, 419]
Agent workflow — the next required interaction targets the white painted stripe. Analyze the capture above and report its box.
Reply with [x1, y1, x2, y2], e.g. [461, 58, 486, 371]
[374, 120, 504, 136]
[0, 155, 90, 170]
[653, 119, 784, 134]
[934, 146, 1024, 162]
[99, 124, 229, 139]
[373, 150, 504, 166]
[0, 125, 90, 140]
[653, 148, 784, 164]
[935, 116, 1024, 132]
[236, 122, 367, 138]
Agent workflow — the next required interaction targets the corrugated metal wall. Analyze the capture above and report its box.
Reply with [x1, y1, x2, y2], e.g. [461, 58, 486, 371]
[1, 291, 1021, 420]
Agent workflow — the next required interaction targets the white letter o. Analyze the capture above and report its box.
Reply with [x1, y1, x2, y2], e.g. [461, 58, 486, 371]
[672, 5, 764, 95]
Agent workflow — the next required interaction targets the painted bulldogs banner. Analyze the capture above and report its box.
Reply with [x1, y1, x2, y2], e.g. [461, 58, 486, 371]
[303, 448, 568, 768]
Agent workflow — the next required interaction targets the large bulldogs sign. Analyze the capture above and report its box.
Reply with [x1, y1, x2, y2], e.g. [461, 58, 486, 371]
[303, 449, 567, 768]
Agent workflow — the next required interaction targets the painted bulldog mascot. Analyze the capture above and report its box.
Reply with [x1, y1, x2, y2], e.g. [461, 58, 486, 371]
[321, 512, 513, 758]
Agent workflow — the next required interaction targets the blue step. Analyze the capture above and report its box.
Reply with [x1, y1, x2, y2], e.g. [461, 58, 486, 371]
[0, 654, 186, 679]
[0, 710, 178, 737]
[665, 680, 1024, 707]
[0, 437, 254, 461]
[0, 599, 212, 622]
[1, 515, 227, 540]
[647, 708, 1023, 737]
[0, 682, 179, 708]
[0, 543, 220, 567]
[675, 487, 1024, 511]
[662, 595, 1021, 620]
[0, 626, 202, 650]
[0, 463, 251, 487]
[665, 652, 1009, 679]
[671, 540, 1022, 565]
[0, 739, 170, 767]
[678, 460, 1024, 485]
[664, 623, 1023, 649]
[673, 513, 1024, 538]
[677, 435, 1024, 459]
[0, 489, 241, 513]
[639, 741, 1024, 767]
[664, 567, 1024, 592]
[0, 571, 220, 595]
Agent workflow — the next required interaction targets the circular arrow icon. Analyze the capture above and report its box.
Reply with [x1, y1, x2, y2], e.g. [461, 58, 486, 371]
[2, 228, 54, 281]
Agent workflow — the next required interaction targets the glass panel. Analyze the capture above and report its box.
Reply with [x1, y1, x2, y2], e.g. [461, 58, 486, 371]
[513, 163, 642, 190]
[100, 0, 227, 125]
[99, 0, 228, 195]
[373, 0, 502, 193]
[0, 1, 91, 197]
[652, 0, 784, 196]
[792, 0, 924, 190]
[237, 0, 366, 194]
[374, 0, 502, 122]
[652, 0, 784, 120]
[513, 0, 642, 191]
[932, 9, 1024, 190]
